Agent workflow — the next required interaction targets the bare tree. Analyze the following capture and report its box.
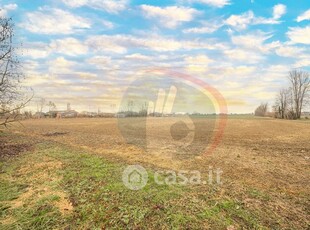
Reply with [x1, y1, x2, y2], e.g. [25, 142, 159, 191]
[47, 101, 56, 112]
[275, 88, 289, 119]
[0, 17, 30, 128]
[288, 70, 310, 119]
[274, 88, 297, 119]
[37, 98, 45, 118]
[255, 103, 268, 117]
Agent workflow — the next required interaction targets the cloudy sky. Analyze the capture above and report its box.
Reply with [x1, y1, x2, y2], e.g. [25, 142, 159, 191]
[1, 0, 310, 113]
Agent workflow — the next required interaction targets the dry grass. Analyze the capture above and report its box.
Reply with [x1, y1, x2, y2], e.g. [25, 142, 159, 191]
[2, 116, 309, 229]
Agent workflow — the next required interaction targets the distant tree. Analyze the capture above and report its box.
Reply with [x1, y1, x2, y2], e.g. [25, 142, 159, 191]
[38, 98, 45, 117]
[0, 17, 31, 128]
[23, 110, 32, 119]
[288, 70, 310, 119]
[138, 102, 148, 117]
[274, 88, 289, 119]
[274, 88, 296, 119]
[47, 101, 56, 111]
[254, 103, 268, 117]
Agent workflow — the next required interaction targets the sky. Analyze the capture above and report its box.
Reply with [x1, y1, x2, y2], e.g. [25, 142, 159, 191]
[1, 0, 310, 113]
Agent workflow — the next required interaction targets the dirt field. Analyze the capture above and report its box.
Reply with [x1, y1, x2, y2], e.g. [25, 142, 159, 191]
[1, 116, 310, 229]
[12, 116, 310, 170]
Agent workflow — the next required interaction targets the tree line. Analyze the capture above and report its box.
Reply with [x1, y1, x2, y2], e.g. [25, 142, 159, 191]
[255, 69, 310, 119]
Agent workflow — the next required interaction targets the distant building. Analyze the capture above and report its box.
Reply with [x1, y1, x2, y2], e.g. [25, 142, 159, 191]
[58, 110, 78, 118]
[99, 113, 115, 118]
[79, 111, 97, 117]
[46, 111, 58, 118]
[47, 103, 78, 118]
[34, 112, 46, 118]
[47, 110, 78, 118]
[115, 112, 126, 118]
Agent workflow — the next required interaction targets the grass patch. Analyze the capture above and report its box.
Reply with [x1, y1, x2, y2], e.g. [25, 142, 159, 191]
[0, 137, 200, 229]
[0, 132, 298, 229]
[0, 181, 27, 202]
[248, 188, 270, 201]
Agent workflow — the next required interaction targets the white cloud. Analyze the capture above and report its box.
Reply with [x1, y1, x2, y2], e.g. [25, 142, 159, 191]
[296, 9, 310, 22]
[225, 11, 254, 30]
[48, 57, 76, 74]
[101, 19, 114, 29]
[293, 58, 310, 68]
[87, 34, 183, 52]
[222, 65, 257, 76]
[231, 33, 267, 48]
[62, 0, 88, 8]
[125, 53, 152, 61]
[50, 38, 88, 56]
[23, 73, 52, 87]
[223, 49, 264, 64]
[184, 55, 214, 73]
[264, 65, 290, 75]
[140, 5, 199, 28]
[2, 4, 17, 11]
[230, 31, 280, 53]
[0, 4, 17, 17]
[22, 7, 91, 34]
[77, 72, 98, 80]
[86, 35, 128, 53]
[188, 0, 230, 8]
[23, 60, 40, 73]
[225, 9, 283, 30]
[21, 42, 51, 59]
[183, 20, 223, 34]
[273, 4, 286, 19]
[287, 26, 310, 44]
[87, 56, 111, 67]
[86, 34, 226, 53]
[185, 55, 213, 64]
[231, 31, 282, 56]
[61, 0, 128, 14]
[254, 17, 279, 25]
[22, 38, 88, 59]
[24, 48, 50, 59]
[183, 26, 218, 34]
[61, 0, 87, 7]
[275, 46, 305, 58]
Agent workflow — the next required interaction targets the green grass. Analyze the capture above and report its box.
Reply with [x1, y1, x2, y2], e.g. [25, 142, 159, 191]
[0, 133, 284, 229]
[0, 181, 27, 202]
[48, 144, 191, 228]
[248, 188, 270, 201]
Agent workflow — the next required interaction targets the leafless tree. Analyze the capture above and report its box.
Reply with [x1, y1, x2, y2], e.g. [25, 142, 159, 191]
[288, 70, 310, 119]
[0, 17, 31, 128]
[275, 88, 289, 119]
[47, 101, 56, 112]
[38, 98, 45, 118]
[255, 103, 268, 117]
[274, 88, 296, 119]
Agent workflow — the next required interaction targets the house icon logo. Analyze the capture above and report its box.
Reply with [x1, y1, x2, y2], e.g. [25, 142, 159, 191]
[122, 165, 148, 190]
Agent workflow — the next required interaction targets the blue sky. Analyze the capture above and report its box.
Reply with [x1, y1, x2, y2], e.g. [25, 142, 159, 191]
[1, 0, 310, 113]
